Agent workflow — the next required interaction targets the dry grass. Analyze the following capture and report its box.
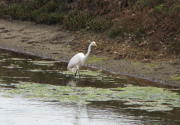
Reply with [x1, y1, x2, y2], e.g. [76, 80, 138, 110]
[0, 0, 179, 59]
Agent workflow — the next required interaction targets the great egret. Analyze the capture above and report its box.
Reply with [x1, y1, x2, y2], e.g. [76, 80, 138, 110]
[67, 42, 97, 77]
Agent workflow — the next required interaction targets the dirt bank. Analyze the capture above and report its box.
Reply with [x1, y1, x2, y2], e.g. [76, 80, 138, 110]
[0, 19, 179, 87]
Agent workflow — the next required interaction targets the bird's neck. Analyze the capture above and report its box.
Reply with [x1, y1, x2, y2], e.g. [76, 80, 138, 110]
[85, 44, 92, 59]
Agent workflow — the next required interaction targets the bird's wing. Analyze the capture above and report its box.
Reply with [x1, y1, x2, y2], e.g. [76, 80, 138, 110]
[67, 53, 85, 69]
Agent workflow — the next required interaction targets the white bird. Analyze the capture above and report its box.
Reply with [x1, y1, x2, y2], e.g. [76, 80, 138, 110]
[67, 41, 97, 77]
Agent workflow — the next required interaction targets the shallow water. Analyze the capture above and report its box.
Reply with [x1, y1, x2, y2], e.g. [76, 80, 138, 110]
[0, 50, 180, 125]
[0, 97, 145, 125]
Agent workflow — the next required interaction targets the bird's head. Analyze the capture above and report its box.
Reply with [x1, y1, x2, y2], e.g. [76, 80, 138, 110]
[91, 41, 97, 46]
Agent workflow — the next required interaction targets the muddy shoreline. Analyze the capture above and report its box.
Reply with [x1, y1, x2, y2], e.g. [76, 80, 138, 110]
[0, 19, 179, 87]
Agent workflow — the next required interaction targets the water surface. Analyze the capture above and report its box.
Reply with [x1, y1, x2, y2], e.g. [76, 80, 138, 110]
[0, 50, 180, 125]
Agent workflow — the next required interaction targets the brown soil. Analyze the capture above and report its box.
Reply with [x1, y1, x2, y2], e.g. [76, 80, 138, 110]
[0, 19, 179, 87]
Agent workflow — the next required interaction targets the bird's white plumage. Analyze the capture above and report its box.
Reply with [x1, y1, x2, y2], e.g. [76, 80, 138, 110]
[67, 42, 97, 76]
[67, 53, 85, 71]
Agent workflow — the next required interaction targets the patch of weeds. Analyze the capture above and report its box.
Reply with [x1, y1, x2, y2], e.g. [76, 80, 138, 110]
[152, 4, 173, 16]
[31, 9, 51, 24]
[143, 63, 157, 69]
[38, 1, 57, 12]
[169, 3, 180, 13]
[108, 27, 124, 38]
[168, 41, 180, 55]
[4, 0, 64, 24]
[133, 62, 140, 66]
[45, 13, 64, 24]
[137, 0, 153, 7]
[131, 27, 146, 45]
[33, 0, 50, 7]
[118, 0, 136, 10]
[31, 1, 64, 24]
[0, 5, 5, 17]
[87, 17, 112, 32]
[136, 0, 165, 9]
[87, 56, 106, 63]
[64, 11, 92, 31]
[95, 0, 108, 9]
[32, 1, 59, 23]
[170, 75, 180, 81]
[153, 4, 164, 13]
[6, 3, 32, 20]
[135, 0, 150, 10]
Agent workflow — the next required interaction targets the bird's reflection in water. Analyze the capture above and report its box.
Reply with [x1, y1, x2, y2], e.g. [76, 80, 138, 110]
[66, 79, 77, 87]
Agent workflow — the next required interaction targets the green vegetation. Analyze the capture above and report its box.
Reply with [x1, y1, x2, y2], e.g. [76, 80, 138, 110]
[63, 69, 101, 77]
[87, 17, 112, 31]
[0, 0, 179, 58]
[64, 11, 92, 30]
[109, 27, 124, 39]
[3, 82, 180, 112]
[170, 74, 180, 82]
[87, 55, 106, 63]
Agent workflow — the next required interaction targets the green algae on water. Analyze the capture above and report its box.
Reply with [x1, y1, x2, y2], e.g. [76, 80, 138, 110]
[10, 58, 31, 61]
[2, 83, 180, 112]
[29, 60, 55, 66]
[63, 70, 100, 76]
[112, 86, 180, 111]
[3, 64, 23, 69]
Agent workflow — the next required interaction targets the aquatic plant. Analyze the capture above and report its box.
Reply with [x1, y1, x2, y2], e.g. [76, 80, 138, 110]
[3, 82, 180, 112]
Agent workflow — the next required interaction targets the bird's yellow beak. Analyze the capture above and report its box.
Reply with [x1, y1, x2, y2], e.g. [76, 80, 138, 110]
[94, 43, 97, 46]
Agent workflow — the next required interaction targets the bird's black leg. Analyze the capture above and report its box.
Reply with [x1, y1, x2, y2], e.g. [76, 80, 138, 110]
[75, 70, 78, 76]
[75, 70, 81, 78]
[78, 70, 81, 78]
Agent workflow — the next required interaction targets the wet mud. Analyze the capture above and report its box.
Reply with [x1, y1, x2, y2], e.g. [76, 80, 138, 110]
[0, 19, 179, 87]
